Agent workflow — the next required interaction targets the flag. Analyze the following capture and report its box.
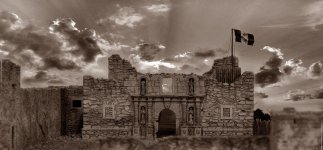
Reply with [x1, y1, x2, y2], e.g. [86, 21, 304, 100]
[233, 29, 254, 46]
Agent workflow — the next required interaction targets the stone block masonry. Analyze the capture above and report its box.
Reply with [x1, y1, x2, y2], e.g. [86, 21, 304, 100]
[0, 59, 20, 89]
[59, 86, 84, 136]
[0, 52, 256, 147]
[83, 54, 254, 139]
[0, 86, 62, 150]
[202, 72, 254, 136]
[0, 60, 64, 150]
[82, 76, 133, 139]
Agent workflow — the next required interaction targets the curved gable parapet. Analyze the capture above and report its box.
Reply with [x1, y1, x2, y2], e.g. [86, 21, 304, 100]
[136, 73, 205, 96]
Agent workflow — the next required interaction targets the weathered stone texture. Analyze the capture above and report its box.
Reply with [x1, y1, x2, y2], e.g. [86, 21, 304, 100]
[82, 76, 133, 138]
[108, 54, 137, 81]
[83, 54, 254, 139]
[0, 59, 20, 89]
[135, 74, 205, 96]
[202, 71, 254, 136]
[0, 87, 62, 150]
[60, 86, 83, 136]
[17, 89, 61, 147]
[0, 60, 63, 150]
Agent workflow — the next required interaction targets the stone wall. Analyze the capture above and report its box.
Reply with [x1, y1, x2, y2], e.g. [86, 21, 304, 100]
[82, 76, 133, 139]
[60, 86, 83, 136]
[0, 120, 12, 149]
[202, 72, 254, 136]
[0, 59, 63, 150]
[84, 54, 255, 138]
[108, 54, 137, 81]
[204, 56, 241, 83]
[108, 54, 206, 97]
[0, 59, 20, 89]
[0, 87, 62, 150]
[16, 88, 61, 148]
[270, 108, 322, 150]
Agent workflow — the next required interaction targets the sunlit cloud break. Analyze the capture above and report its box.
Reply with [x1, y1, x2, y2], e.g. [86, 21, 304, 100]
[145, 4, 170, 13]
[109, 7, 144, 28]
[262, 46, 284, 59]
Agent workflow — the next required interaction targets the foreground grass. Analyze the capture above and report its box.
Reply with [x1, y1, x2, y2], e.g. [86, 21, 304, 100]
[26, 136, 269, 150]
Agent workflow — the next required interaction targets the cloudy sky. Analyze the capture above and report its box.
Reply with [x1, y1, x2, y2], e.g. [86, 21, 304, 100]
[0, 0, 322, 112]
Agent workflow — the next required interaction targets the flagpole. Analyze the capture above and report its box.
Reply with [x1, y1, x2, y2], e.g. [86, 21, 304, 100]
[231, 29, 234, 83]
[231, 29, 234, 58]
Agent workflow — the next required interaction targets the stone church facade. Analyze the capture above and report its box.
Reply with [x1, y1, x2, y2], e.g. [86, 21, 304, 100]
[82, 54, 254, 139]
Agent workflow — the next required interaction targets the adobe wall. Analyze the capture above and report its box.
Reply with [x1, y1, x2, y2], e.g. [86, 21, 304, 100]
[0, 60, 62, 150]
[0, 87, 62, 150]
[202, 68, 254, 136]
[0, 84, 20, 149]
[16, 88, 62, 148]
[82, 76, 133, 138]
[0, 59, 21, 89]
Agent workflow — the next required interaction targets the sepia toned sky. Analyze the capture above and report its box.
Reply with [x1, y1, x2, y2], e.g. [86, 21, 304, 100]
[0, 0, 322, 112]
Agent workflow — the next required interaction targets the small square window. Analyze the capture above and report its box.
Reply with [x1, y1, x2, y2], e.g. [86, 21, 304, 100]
[221, 105, 232, 119]
[103, 105, 115, 119]
[162, 78, 173, 93]
[72, 100, 82, 108]
[223, 108, 231, 117]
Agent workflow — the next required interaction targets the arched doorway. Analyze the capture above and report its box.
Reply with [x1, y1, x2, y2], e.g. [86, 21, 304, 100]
[157, 109, 176, 138]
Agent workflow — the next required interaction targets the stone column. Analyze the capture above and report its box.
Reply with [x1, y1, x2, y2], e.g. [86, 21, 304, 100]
[181, 99, 187, 136]
[196, 98, 201, 125]
[134, 100, 139, 125]
[181, 100, 187, 125]
[147, 100, 153, 139]
[133, 99, 140, 137]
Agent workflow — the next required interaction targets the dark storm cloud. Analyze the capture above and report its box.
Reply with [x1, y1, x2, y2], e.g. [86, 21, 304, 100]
[255, 92, 269, 99]
[179, 64, 201, 73]
[23, 71, 65, 85]
[49, 18, 103, 63]
[0, 11, 77, 70]
[0, 11, 103, 71]
[194, 50, 215, 58]
[265, 54, 283, 69]
[193, 48, 227, 58]
[283, 66, 293, 75]
[308, 61, 322, 78]
[255, 68, 282, 87]
[42, 58, 80, 70]
[312, 88, 323, 99]
[255, 46, 284, 87]
[135, 43, 165, 61]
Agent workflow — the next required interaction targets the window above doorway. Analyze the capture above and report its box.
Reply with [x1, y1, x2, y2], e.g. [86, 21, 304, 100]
[162, 78, 173, 94]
